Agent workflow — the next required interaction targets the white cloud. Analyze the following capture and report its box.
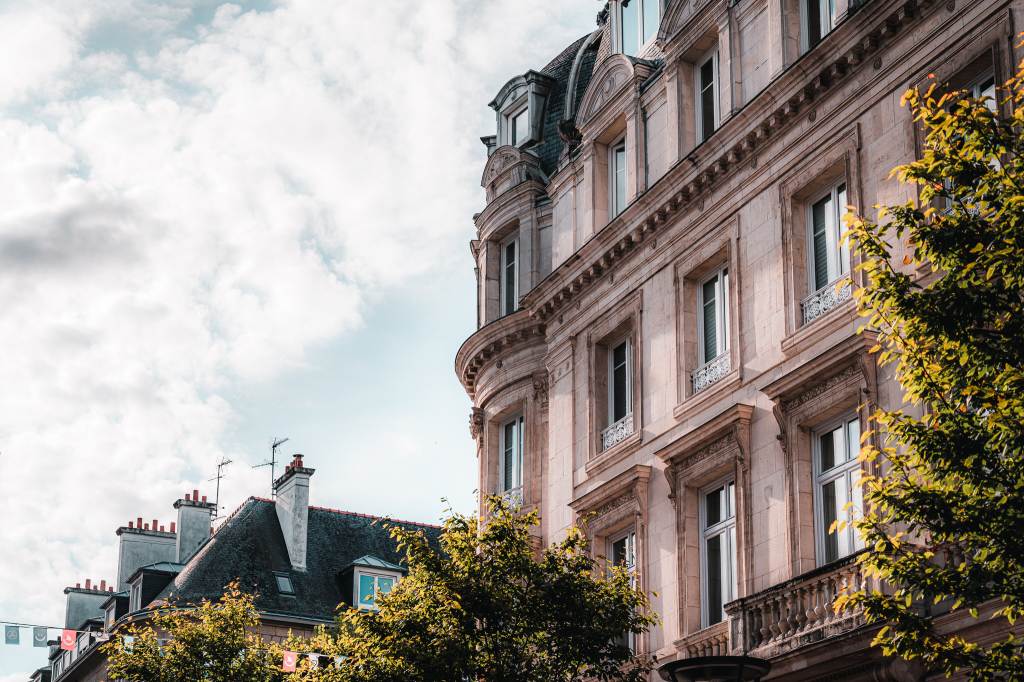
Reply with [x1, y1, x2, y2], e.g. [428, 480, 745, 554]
[0, 0, 596, 644]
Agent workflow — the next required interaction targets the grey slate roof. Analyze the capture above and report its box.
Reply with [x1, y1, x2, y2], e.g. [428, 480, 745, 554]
[154, 497, 443, 621]
[532, 33, 602, 176]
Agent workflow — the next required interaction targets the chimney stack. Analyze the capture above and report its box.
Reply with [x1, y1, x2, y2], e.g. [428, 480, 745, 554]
[170, 522, 176, 533]
[174, 489, 216, 564]
[274, 455, 315, 571]
[100, 580, 106, 591]
[85, 579, 91, 590]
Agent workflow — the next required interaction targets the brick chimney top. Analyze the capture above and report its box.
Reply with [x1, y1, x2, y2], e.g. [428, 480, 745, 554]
[285, 454, 304, 473]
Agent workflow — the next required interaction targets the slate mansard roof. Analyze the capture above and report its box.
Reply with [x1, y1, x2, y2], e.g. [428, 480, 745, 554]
[530, 31, 602, 176]
[155, 497, 443, 621]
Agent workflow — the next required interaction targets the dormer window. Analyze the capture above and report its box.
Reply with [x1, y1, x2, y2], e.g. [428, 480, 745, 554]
[619, 0, 660, 56]
[274, 572, 295, 595]
[508, 106, 529, 146]
[357, 572, 395, 610]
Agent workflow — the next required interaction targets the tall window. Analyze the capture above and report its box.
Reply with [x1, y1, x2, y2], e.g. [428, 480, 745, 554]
[612, 139, 627, 216]
[501, 234, 519, 316]
[807, 180, 849, 294]
[698, 266, 729, 365]
[502, 415, 524, 492]
[814, 416, 864, 565]
[696, 50, 719, 143]
[620, 0, 660, 56]
[804, 0, 836, 51]
[357, 572, 395, 610]
[701, 479, 736, 627]
[943, 71, 997, 207]
[610, 529, 637, 650]
[608, 337, 632, 426]
[508, 106, 529, 146]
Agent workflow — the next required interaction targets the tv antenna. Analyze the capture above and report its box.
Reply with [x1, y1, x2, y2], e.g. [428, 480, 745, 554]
[253, 437, 289, 498]
[206, 457, 233, 518]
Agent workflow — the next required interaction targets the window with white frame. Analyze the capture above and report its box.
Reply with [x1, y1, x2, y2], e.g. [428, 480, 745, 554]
[611, 138, 627, 216]
[943, 71, 997, 207]
[609, 528, 637, 650]
[356, 570, 397, 610]
[803, 0, 836, 52]
[813, 415, 864, 565]
[507, 105, 529, 146]
[608, 336, 632, 426]
[807, 180, 849, 294]
[500, 234, 519, 317]
[501, 414, 524, 493]
[698, 266, 729, 365]
[130, 578, 142, 612]
[696, 50, 719, 143]
[701, 479, 737, 627]
[619, 0, 660, 56]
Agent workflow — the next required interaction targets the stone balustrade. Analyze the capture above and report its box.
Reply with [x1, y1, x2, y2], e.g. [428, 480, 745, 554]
[725, 554, 875, 658]
[674, 621, 729, 659]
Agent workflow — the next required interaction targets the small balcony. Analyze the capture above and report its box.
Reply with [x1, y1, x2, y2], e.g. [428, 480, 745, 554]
[724, 554, 877, 658]
[801, 277, 852, 325]
[500, 486, 523, 509]
[601, 413, 634, 451]
[691, 354, 730, 395]
[674, 620, 729, 659]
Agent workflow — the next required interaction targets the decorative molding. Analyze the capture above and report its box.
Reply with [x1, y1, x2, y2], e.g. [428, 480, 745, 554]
[571, 465, 652, 541]
[789, 365, 861, 410]
[577, 55, 635, 125]
[479, 145, 547, 203]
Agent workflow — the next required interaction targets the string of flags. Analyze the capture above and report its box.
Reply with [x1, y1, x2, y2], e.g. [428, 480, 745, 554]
[4, 621, 346, 672]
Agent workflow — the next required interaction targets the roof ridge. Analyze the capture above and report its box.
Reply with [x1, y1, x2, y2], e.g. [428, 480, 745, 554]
[308, 505, 443, 530]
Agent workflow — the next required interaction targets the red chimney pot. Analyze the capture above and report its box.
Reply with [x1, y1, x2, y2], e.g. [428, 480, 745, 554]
[144, 523, 149, 530]
[170, 522, 176, 533]
[201, 495, 207, 502]
[109, 587, 113, 592]
[185, 493, 190, 501]
[193, 489, 199, 500]
[128, 522, 133, 529]
[137, 517, 143, 528]
[76, 583, 81, 588]
[160, 525, 165, 532]
[100, 580, 106, 591]
[85, 579, 91, 589]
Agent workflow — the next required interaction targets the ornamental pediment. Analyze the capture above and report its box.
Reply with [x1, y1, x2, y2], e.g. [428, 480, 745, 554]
[576, 55, 636, 127]
[480, 145, 546, 203]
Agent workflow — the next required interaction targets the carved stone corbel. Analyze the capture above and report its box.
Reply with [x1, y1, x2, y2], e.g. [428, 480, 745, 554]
[772, 398, 789, 456]
[469, 407, 484, 447]
[733, 422, 751, 471]
[665, 462, 679, 510]
[857, 350, 879, 409]
[533, 374, 550, 408]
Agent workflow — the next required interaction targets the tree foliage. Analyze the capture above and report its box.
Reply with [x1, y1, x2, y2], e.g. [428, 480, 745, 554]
[106, 499, 656, 682]
[841, 54, 1024, 681]
[329, 497, 657, 682]
[105, 582, 285, 682]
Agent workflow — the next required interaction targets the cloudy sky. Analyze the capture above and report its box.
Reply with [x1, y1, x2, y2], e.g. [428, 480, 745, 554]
[0, 0, 596, 677]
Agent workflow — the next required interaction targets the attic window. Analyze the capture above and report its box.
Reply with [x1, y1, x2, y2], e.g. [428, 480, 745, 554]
[507, 105, 529, 146]
[274, 573, 295, 595]
[357, 571, 396, 610]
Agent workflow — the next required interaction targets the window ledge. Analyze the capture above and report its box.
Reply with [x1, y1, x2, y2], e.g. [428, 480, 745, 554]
[673, 367, 741, 421]
[781, 297, 858, 358]
[585, 429, 643, 477]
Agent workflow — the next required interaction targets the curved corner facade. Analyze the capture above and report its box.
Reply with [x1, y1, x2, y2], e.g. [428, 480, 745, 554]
[458, 0, 1022, 677]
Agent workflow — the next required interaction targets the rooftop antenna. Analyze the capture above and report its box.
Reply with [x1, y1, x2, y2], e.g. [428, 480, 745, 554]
[253, 437, 288, 498]
[206, 457, 233, 519]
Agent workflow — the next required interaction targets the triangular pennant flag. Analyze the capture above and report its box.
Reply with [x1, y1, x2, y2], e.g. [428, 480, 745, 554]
[33, 628, 47, 647]
[122, 635, 135, 649]
[282, 651, 297, 672]
[4, 626, 19, 645]
[307, 654, 319, 670]
[334, 656, 347, 669]
[61, 630, 76, 650]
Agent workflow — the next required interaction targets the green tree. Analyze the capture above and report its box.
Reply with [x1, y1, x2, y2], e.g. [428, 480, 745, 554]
[105, 582, 285, 682]
[326, 497, 657, 682]
[841, 56, 1024, 681]
[105, 499, 656, 682]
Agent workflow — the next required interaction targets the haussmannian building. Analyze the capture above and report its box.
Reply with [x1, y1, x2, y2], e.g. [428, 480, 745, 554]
[456, 0, 1022, 679]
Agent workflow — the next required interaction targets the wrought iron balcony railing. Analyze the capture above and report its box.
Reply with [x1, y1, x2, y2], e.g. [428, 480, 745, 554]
[601, 413, 634, 451]
[801, 277, 852, 325]
[691, 353, 730, 395]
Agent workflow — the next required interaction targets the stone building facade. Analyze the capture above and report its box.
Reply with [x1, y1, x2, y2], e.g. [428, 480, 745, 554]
[456, 0, 1022, 679]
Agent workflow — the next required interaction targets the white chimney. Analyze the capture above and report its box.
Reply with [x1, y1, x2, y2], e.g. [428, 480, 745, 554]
[275, 455, 314, 571]
[174, 490, 216, 564]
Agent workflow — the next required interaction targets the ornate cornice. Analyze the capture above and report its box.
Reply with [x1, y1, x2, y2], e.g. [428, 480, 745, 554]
[454, 310, 547, 400]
